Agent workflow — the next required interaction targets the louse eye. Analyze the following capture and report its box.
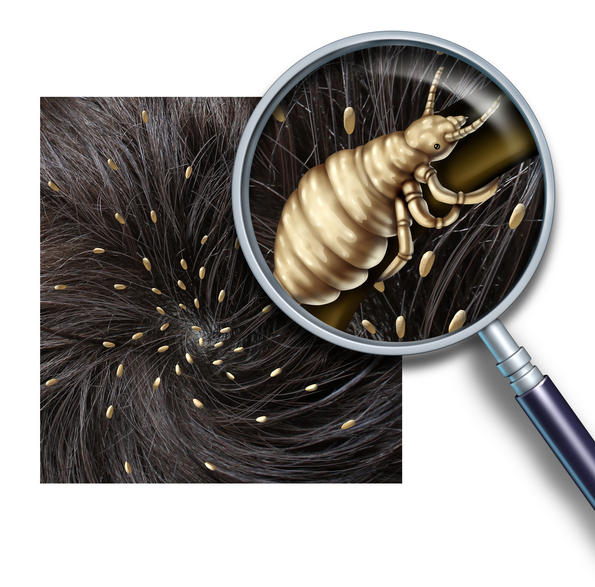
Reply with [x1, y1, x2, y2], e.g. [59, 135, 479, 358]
[434, 143, 441, 150]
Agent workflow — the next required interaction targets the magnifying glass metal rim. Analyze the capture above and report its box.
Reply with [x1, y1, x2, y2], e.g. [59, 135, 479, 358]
[232, 30, 554, 356]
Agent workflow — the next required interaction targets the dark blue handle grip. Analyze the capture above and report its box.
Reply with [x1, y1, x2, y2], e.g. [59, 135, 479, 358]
[517, 376, 595, 509]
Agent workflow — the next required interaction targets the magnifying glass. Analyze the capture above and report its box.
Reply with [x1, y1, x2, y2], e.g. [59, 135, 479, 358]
[232, 31, 595, 507]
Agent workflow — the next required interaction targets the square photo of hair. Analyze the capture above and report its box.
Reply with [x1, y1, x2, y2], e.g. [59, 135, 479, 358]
[40, 97, 402, 483]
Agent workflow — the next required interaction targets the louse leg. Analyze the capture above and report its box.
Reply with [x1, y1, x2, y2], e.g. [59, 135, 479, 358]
[377, 198, 413, 282]
[414, 164, 499, 205]
[403, 179, 462, 229]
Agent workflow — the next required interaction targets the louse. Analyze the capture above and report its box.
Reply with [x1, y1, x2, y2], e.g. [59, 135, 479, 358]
[273, 67, 502, 305]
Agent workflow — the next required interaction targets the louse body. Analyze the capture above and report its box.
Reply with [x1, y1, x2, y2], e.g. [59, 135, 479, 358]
[274, 67, 501, 305]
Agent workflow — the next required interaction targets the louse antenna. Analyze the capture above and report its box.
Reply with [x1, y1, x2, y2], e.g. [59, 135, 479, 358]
[422, 67, 444, 117]
[445, 95, 502, 142]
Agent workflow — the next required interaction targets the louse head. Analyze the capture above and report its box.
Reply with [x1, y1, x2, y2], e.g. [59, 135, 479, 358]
[404, 66, 502, 162]
[404, 114, 467, 161]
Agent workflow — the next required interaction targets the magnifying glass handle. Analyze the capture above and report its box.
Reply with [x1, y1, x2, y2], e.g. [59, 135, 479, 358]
[515, 376, 595, 508]
[479, 320, 595, 510]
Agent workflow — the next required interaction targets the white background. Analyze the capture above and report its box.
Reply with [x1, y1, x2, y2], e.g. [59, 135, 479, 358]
[3, 1, 594, 585]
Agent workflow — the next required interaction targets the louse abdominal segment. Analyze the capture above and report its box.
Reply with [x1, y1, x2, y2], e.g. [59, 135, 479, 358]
[273, 67, 501, 306]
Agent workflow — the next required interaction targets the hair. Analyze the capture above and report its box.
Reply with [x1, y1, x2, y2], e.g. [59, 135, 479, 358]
[40, 97, 402, 483]
[251, 45, 544, 340]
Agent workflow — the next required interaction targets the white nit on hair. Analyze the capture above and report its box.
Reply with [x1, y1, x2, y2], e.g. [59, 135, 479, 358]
[419, 251, 435, 278]
[448, 310, 467, 333]
[343, 106, 355, 134]
[396, 316, 406, 339]
[509, 203, 526, 230]
[362, 319, 376, 334]
[341, 419, 356, 430]
[272, 104, 285, 122]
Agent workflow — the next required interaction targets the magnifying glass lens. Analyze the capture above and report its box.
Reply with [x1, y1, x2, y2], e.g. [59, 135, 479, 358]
[234, 34, 552, 356]
[238, 40, 548, 353]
